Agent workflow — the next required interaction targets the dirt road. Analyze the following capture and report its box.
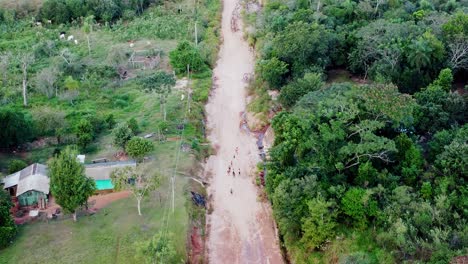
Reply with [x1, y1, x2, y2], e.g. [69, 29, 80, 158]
[204, 0, 283, 262]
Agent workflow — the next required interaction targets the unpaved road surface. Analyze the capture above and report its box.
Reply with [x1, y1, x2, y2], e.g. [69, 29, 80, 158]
[204, 0, 283, 262]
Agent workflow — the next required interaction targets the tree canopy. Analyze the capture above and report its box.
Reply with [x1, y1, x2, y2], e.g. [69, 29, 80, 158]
[0, 189, 16, 249]
[48, 147, 96, 221]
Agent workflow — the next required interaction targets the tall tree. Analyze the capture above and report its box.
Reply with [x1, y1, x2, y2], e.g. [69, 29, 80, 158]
[112, 123, 134, 149]
[111, 164, 160, 216]
[83, 15, 94, 55]
[48, 147, 96, 221]
[140, 72, 176, 121]
[0, 52, 12, 86]
[35, 67, 59, 98]
[75, 119, 94, 150]
[19, 52, 35, 107]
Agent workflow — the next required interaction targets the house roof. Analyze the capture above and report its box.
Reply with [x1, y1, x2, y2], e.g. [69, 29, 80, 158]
[2, 163, 50, 196]
[84, 161, 136, 180]
[2, 171, 20, 189]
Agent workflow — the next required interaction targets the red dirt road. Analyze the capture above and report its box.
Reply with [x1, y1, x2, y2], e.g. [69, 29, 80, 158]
[204, 0, 283, 262]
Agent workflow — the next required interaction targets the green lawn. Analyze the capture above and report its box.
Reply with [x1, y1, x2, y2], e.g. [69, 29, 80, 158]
[0, 170, 190, 264]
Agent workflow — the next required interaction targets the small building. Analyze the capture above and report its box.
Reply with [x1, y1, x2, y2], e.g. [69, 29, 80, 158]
[2, 163, 49, 207]
[1, 160, 137, 203]
[84, 161, 136, 193]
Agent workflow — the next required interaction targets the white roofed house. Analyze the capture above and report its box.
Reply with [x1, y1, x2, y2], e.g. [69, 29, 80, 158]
[1, 163, 50, 208]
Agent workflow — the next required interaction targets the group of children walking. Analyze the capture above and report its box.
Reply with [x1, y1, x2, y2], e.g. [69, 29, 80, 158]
[229, 147, 240, 195]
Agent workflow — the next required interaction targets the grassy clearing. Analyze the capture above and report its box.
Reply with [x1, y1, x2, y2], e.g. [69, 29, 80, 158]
[0, 169, 190, 264]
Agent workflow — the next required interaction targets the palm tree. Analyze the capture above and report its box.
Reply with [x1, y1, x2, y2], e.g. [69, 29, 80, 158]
[407, 38, 432, 70]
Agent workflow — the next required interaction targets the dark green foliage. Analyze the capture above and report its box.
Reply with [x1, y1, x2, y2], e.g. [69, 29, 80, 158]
[39, 0, 155, 24]
[269, 21, 334, 77]
[435, 126, 467, 177]
[266, 82, 466, 261]
[341, 188, 371, 229]
[355, 162, 378, 187]
[39, 0, 71, 24]
[427, 129, 453, 161]
[126, 118, 139, 135]
[0, 107, 34, 149]
[420, 182, 432, 200]
[8, 160, 27, 174]
[105, 114, 116, 129]
[279, 72, 323, 108]
[75, 119, 94, 150]
[169, 41, 206, 74]
[48, 147, 95, 220]
[113, 123, 133, 149]
[0, 189, 16, 249]
[256, 57, 289, 89]
[252, 0, 467, 262]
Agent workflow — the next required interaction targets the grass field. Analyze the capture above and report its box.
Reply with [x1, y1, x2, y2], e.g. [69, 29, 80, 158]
[0, 170, 190, 264]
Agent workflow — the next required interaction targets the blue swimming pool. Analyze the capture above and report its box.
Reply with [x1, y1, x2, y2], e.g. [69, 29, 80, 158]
[95, 179, 114, 190]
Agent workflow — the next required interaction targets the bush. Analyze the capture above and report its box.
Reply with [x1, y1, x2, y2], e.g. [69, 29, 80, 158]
[32, 107, 67, 137]
[341, 188, 369, 228]
[279, 72, 323, 108]
[125, 137, 154, 162]
[127, 118, 140, 135]
[39, 0, 71, 24]
[0, 107, 34, 148]
[113, 123, 133, 149]
[169, 41, 206, 74]
[8, 160, 27, 174]
[75, 119, 94, 150]
[105, 114, 116, 129]
[257, 57, 289, 89]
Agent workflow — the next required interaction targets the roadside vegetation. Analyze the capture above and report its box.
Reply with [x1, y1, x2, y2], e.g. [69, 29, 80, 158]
[243, 0, 467, 263]
[0, 0, 220, 262]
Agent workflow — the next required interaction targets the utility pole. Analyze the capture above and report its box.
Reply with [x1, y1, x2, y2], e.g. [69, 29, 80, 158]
[195, 22, 198, 46]
[171, 176, 175, 213]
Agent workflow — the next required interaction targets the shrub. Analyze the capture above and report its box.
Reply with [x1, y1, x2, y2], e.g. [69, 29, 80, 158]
[0, 189, 17, 249]
[8, 160, 27, 174]
[113, 123, 133, 149]
[125, 137, 154, 162]
[257, 57, 288, 89]
[0, 107, 34, 148]
[105, 114, 116, 129]
[75, 119, 94, 150]
[169, 41, 206, 74]
[279, 72, 323, 108]
[127, 118, 140, 135]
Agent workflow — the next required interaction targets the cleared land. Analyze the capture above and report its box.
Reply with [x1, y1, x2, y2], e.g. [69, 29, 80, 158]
[0, 173, 189, 264]
[0, 0, 218, 261]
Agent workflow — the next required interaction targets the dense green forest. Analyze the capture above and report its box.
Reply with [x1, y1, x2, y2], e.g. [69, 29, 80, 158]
[245, 0, 467, 262]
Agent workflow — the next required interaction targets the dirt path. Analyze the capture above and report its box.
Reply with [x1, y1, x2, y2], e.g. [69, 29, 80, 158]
[204, 0, 283, 262]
